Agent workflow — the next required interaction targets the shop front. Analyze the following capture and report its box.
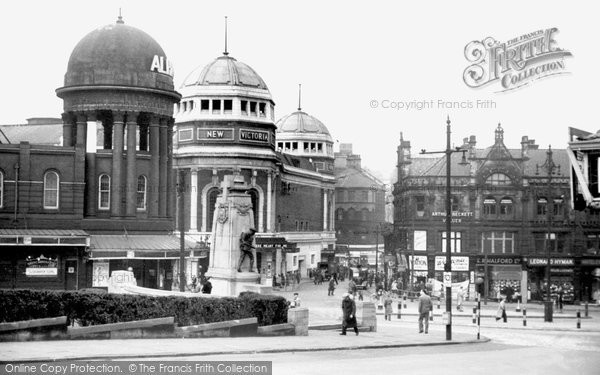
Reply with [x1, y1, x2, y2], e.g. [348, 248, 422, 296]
[0, 229, 90, 290]
[475, 255, 523, 302]
[579, 257, 600, 302]
[407, 255, 428, 289]
[526, 257, 575, 302]
[255, 236, 289, 286]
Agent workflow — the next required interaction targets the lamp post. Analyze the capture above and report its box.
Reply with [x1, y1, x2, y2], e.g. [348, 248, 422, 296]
[536, 145, 559, 321]
[421, 116, 468, 341]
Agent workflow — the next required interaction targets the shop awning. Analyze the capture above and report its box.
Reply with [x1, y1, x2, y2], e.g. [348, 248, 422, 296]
[0, 229, 89, 246]
[89, 234, 199, 259]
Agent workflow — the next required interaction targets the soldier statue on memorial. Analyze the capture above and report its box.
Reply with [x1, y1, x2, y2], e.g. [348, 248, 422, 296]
[237, 228, 257, 272]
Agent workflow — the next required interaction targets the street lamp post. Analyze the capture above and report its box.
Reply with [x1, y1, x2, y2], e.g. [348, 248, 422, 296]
[536, 145, 559, 321]
[421, 116, 468, 341]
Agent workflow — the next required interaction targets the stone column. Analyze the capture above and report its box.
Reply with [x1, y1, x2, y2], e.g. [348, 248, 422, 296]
[166, 120, 175, 218]
[323, 189, 328, 231]
[190, 168, 198, 232]
[158, 119, 168, 217]
[126, 112, 138, 217]
[111, 112, 124, 217]
[331, 191, 335, 231]
[62, 113, 73, 147]
[266, 172, 272, 232]
[75, 113, 87, 147]
[149, 116, 160, 217]
[85, 112, 98, 217]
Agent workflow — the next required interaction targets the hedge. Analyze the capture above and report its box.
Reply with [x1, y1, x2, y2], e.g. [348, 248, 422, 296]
[0, 289, 288, 327]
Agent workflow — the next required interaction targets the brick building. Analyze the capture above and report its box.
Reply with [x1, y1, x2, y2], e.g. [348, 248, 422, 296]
[173, 49, 336, 282]
[0, 16, 192, 290]
[334, 144, 387, 269]
[392, 124, 600, 302]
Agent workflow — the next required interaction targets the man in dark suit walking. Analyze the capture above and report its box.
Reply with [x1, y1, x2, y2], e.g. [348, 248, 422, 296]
[418, 289, 433, 334]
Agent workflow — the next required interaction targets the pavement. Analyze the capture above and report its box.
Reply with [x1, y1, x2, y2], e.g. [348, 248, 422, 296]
[1, 279, 598, 362]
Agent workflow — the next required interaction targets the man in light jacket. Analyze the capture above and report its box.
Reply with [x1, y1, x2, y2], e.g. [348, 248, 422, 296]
[418, 289, 433, 334]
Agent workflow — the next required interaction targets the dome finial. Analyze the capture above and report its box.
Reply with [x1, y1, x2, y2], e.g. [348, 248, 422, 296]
[117, 8, 124, 24]
[298, 83, 302, 111]
[223, 16, 229, 56]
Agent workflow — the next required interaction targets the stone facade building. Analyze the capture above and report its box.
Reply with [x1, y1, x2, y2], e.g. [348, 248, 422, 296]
[392, 124, 600, 302]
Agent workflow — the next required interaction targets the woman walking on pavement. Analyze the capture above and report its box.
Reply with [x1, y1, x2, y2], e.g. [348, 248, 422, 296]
[496, 296, 507, 323]
[384, 292, 393, 321]
[341, 292, 359, 335]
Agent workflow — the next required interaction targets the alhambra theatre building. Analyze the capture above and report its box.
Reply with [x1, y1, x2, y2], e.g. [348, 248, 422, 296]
[0, 16, 198, 290]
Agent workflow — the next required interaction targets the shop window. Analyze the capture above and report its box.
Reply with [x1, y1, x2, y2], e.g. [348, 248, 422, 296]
[500, 197, 513, 216]
[537, 197, 548, 216]
[223, 99, 233, 114]
[136, 175, 147, 211]
[201, 99, 210, 112]
[483, 196, 497, 215]
[240, 100, 248, 114]
[482, 231, 515, 254]
[414, 230, 427, 251]
[43, 171, 59, 209]
[98, 174, 110, 210]
[212, 99, 221, 114]
[441, 231, 461, 253]
[486, 173, 511, 185]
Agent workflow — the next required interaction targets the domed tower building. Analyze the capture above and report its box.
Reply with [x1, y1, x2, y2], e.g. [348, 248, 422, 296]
[174, 38, 336, 282]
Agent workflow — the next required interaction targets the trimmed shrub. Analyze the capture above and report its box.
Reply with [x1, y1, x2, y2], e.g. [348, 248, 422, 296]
[0, 289, 288, 327]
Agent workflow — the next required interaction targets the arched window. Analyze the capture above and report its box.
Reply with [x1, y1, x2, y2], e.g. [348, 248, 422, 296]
[98, 174, 110, 210]
[43, 171, 59, 209]
[136, 175, 147, 211]
[483, 196, 496, 215]
[0, 170, 3, 208]
[486, 173, 511, 186]
[207, 188, 219, 230]
[248, 189, 259, 229]
[500, 197, 513, 216]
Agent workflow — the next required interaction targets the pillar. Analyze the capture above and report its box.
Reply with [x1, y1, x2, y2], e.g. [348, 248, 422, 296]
[75, 113, 87, 147]
[62, 113, 73, 147]
[190, 168, 198, 231]
[167, 120, 175, 218]
[126, 112, 138, 217]
[323, 189, 328, 231]
[111, 112, 124, 217]
[158, 118, 168, 217]
[149, 116, 160, 217]
[331, 191, 335, 231]
[266, 172, 272, 232]
[85, 112, 98, 217]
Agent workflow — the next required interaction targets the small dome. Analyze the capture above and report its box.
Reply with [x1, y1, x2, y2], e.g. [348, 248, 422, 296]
[276, 111, 331, 136]
[62, 18, 174, 91]
[182, 55, 269, 91]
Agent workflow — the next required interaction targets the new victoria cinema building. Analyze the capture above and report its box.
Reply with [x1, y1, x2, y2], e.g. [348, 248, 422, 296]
[0, 16, 194, 290]
[173, 49, 336, 281]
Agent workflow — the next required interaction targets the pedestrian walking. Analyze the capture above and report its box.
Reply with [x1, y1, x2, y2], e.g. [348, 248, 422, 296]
[348, 278, 357, 295]
[341, 292, 359, 336]
[384, 293, 393, 321]
[457, 286, 465, 312]
[328, 277, 336, 296]
[418, 289, 433, 334]
[496, 296, 507, 323]
[557, 286, 564, 313]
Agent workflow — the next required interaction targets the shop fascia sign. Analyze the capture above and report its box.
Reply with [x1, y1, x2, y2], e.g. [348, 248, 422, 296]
[25, 255, 58, 276]
[435, 256, 469, 271]
[476, 256, 522, 265]
[431, 211, 473, 223]
[527, 257, 574, 266]
[408, 255, 428, 270]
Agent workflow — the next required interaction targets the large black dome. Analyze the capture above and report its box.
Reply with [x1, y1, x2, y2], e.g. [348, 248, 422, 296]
[61, 18, 174, 91]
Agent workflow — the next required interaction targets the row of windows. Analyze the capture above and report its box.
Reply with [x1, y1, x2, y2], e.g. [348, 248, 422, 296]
[97, 174, 147, 211]
[175, 99, 272, 120]
[338, 190, 380, 203]
[412, 230, 570, 254]
[336, 208, 375, 221]
[0, 171, 61, 210]
[276, 141, 334, 156]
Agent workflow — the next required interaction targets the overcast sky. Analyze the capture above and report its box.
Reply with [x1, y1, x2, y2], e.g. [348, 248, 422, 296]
[0, 0, 596, 182]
